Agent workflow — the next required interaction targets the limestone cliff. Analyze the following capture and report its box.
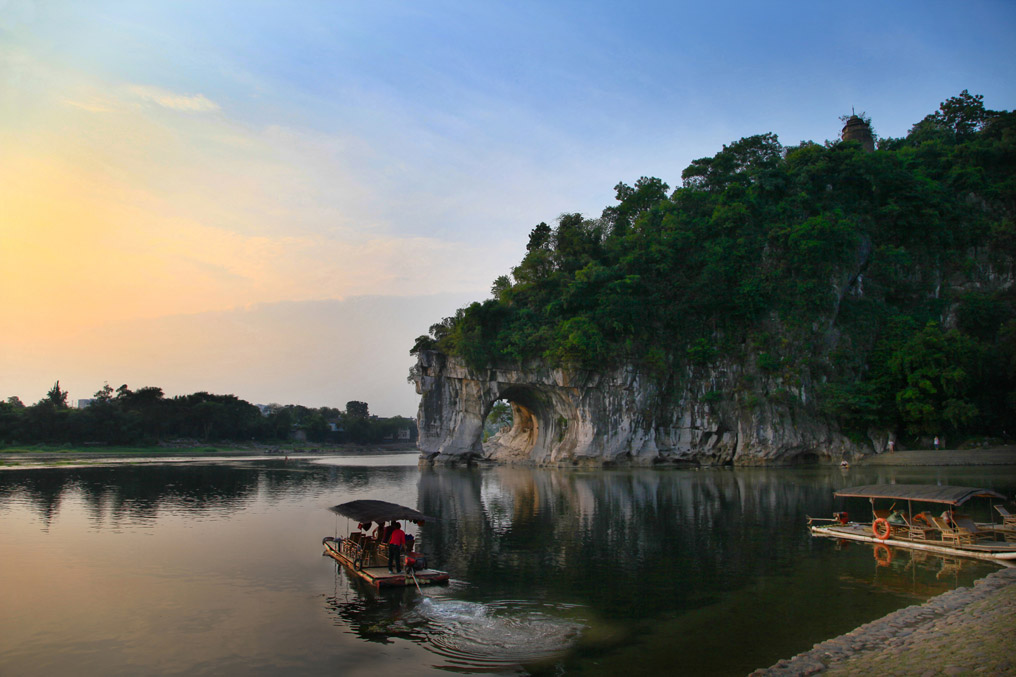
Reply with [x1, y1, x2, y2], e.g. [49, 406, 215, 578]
[412, 100, 1016, 465]
[413, 350, 861, 466]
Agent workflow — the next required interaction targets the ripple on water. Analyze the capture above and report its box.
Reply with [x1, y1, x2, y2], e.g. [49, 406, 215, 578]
[407, 598, 584, 669]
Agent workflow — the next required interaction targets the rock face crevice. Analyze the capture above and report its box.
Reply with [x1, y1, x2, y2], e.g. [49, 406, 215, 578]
[413, 350, 861, 466]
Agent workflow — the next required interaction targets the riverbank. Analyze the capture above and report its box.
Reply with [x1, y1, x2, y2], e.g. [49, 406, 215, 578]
[5, 445, 1015, 470]
[751, 567, 1016, 676]
[857, 447, 1016, 467]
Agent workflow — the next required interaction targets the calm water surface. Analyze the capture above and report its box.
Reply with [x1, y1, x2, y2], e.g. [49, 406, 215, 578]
[0, 455, 1012, 676]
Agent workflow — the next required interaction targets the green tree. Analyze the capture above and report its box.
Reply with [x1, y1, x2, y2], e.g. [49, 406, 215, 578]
[889, 323, 981, 434]
[547, 316, 608, 368]
[117, 386, 166, 442]
[526, 222, 552, 252]
[602, 176, 669, 235]
[681, 133, 782, 191]
[937, 90, 992, 137]
[346, 401, 369, 419]
[42, 381, 69, 409]
[491, 275, 512, 301]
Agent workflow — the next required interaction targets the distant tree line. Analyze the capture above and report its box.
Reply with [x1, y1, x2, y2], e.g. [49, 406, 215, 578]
[413, 91, 1016, 444]
[0, 382, 417, 446]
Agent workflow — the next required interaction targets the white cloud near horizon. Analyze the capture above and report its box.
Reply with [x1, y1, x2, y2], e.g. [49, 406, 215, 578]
[128, 84, 220, 112]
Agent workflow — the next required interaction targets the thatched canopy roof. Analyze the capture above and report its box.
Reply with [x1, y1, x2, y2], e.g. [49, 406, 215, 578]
[834, 484, 1005, 506]
[327, 499, 435, 523]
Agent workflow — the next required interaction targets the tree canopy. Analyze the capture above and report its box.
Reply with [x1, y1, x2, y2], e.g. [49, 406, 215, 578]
[0, 386, 416, 447]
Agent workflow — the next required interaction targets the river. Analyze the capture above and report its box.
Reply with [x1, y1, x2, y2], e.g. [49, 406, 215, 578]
[0, 455, 1012, 675]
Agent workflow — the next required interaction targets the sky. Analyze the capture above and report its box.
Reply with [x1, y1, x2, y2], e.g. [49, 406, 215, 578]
[2, 1, 1015, 417]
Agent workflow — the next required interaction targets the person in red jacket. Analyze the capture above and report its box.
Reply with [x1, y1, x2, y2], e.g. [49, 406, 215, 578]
[387, 521, 406, 573]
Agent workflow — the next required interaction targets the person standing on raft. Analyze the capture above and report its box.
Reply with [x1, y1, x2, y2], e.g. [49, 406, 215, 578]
[387, 521, 406, 573]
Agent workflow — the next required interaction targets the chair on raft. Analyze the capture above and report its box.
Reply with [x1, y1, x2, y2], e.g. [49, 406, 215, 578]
[952, 515, 994, 542]
[995, 505, 1016, 528]
[929, 515, 976, 545]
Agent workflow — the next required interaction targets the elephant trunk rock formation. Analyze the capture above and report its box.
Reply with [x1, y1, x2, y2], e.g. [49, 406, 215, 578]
[413, 351, 861, 467]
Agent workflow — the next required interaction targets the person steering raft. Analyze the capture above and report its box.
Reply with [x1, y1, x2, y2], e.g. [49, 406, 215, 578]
[387, 521, 406, 573]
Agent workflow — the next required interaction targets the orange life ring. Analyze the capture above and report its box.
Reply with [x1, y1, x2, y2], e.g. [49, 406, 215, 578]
[873, 543, 893, 567]
[872, 518, 891, 540]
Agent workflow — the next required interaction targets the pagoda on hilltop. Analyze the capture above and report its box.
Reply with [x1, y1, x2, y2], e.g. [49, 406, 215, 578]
[841, 114, 875, 152]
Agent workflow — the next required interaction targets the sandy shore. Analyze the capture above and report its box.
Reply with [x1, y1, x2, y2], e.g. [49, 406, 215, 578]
[750, 568, 1016, 676]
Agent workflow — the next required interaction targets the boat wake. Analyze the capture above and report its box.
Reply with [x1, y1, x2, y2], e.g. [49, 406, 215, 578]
[407, 597, 584, 669]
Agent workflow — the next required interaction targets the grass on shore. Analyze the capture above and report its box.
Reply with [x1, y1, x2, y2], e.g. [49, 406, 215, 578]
[0, 444, 246, 455]
[0, 441, 418, 456]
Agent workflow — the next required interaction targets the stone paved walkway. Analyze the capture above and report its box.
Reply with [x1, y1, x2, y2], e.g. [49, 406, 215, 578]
[750, 568, 1016, 676]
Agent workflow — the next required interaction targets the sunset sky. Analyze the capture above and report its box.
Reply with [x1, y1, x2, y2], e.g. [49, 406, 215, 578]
[2, 1, 1015, 416]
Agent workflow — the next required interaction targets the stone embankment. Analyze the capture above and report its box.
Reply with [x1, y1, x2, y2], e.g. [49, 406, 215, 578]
[750, 568, 1016, 676]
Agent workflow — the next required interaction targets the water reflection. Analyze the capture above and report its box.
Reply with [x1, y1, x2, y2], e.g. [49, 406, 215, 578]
[325, 564, 422, 643]
[407, 464, 1011, 674]
[840, 542, 991, 600]
[416, 467, 851, 617]
[0, 461, 416, 528]
[0, 458, 1012, 676]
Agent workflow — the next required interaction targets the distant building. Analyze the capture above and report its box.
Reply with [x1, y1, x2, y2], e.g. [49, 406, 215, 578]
[397, 427, 411, 441]
[841, 115, 874, 152]
[77, 399, 95, 409]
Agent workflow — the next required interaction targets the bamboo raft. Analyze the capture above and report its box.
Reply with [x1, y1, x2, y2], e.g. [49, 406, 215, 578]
[809, 523, 1016, 564]
[322, 534, 450, 587]
[809, 484, 1016, 565]
[322, 499, 450, 588]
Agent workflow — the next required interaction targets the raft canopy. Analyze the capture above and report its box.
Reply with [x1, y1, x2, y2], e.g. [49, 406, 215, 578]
[327, 499, 435, 523]
[834, 484, 1005, 506]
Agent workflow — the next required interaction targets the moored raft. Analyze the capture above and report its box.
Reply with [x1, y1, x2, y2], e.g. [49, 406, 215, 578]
[809, 484, 1016, 564]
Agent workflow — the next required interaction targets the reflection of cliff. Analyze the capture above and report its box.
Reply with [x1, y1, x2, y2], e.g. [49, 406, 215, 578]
[0, 462, 415, 526]
[417, 466, 847, 615]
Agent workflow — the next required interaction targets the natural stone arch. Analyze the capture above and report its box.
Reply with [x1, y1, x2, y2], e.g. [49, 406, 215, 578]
[414, 352, 599, 465]
[481, 390, 538, 463]
[482, 384, 581, 463]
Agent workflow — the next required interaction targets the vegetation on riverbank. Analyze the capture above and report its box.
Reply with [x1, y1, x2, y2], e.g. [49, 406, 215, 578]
[0, 383, 416, 447]
[413, 92, 1016, 445]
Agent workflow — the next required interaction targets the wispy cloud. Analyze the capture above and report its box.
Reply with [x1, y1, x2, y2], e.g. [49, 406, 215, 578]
[129, 85, 220, 112]
[62, 96, 116, 113]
